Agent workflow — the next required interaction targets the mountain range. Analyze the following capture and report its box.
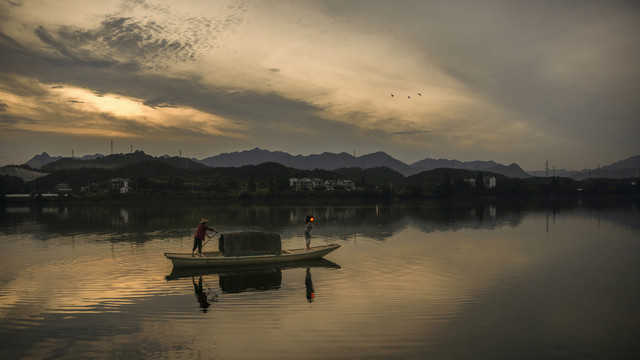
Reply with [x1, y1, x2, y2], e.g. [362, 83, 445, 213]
[197, 148, 530, 177]
[20, 149, 640, 180]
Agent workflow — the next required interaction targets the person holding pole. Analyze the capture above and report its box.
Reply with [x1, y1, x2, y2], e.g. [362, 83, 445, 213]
[193, 218, 217, 257]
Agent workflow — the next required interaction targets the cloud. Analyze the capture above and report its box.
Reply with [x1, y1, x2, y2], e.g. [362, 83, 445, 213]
[1, 0, 639, 168]
[0, 74, 246, 141]
[391, 130, 432, 136]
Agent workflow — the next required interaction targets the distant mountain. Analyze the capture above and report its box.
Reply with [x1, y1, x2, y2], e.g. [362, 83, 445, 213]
[40, 151, 207, 172]
[26, 152, 104, 169]
[602, 155, 640, 171]
[411, 158, 531, 178]
[360, 152, 418, 176]
[411, 158, 499, 172]
[582, 155, 640, 179]
[487, 163, 531, 178]
[528, 155, 640, 180]
[26, 152, 62, 169]
[23, 148, 638, 180]
[199, 148, 419, 176]
[198, 148, 290, 167]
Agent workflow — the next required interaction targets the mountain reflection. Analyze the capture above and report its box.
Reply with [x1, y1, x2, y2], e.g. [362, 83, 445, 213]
[2, 201, 638, 243]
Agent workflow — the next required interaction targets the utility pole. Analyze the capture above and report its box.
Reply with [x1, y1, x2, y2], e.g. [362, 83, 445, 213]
[545, 161, 549, 177]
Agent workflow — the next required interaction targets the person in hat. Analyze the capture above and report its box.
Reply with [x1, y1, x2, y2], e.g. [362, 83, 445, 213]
[304, 213, 314, 250]
[193, 218, 217, 257]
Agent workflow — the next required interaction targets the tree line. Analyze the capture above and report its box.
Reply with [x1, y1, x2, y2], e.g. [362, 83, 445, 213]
[1, 158, 639, 201]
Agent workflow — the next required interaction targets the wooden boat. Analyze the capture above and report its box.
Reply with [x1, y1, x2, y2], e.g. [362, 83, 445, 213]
[165, 258, 341, 281]
[164, 243, 340, 268]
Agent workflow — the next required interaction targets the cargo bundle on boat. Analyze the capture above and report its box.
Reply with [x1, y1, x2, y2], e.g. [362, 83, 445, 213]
[218, 232, 282, 256]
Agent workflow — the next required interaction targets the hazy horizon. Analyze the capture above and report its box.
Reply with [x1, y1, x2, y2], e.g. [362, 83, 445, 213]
[1, 1, 639, 170]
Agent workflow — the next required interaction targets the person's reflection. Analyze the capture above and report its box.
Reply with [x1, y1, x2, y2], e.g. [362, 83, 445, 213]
[305, 267, 314, 303]
[193, 276, 211, 312]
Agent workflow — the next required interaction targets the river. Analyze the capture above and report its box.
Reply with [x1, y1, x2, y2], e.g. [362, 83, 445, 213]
[1, 201, 639, 359]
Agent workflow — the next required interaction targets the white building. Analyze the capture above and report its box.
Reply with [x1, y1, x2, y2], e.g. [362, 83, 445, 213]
[290, 177, 355, 191]
[483, 176, 496, 188]
[110, 178, 130, 192]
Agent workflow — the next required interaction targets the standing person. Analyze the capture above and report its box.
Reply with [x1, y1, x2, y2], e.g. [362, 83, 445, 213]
[193, 218, 216, 257]
[304, 213, 314, 250]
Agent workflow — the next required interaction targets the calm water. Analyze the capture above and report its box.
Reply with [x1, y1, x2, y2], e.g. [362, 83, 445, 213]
[1, 201, 639, 359]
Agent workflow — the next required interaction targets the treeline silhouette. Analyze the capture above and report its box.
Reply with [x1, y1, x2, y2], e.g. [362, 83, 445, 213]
[1, 153, 639, 201]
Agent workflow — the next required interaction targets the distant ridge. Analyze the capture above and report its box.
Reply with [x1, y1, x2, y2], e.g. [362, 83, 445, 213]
[527, 155, 640, 180]
[199, 148, 526, 177]
[198, 148, 419, 176]
[22, 149, 640, 179]
[26, 152, 104, 169]
[411, 158, 530, 178]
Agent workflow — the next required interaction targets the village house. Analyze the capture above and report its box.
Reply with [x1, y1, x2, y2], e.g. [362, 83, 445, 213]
[289, 177, 355, 191]
[109, 178, 132, 193]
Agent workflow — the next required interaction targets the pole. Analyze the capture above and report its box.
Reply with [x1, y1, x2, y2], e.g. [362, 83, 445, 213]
[202, 231, 218, 249]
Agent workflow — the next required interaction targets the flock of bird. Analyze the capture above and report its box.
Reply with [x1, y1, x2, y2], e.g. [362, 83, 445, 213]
[391, 93, 421, 99]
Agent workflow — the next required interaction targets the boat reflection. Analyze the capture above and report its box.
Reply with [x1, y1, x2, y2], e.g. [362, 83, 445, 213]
[219, 268, 282, 293]
[166, 259, 339, 309]
[165, 258, 340, 281]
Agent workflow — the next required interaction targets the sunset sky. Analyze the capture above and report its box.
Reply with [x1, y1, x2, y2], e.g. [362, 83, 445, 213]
[1, 0, 638, 170]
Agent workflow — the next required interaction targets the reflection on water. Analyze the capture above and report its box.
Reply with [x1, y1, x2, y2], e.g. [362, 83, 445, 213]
[192, 276, 218, 312]
[166, 259, 340, 310]
[1, 201, 639, 359]
[305, 268, 314, 302]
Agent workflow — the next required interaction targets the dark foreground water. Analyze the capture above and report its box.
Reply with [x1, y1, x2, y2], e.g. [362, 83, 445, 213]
[1, 201, 639, 359]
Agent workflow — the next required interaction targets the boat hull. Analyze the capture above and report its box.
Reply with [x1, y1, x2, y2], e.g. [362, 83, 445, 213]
[165, 243, 340, 268]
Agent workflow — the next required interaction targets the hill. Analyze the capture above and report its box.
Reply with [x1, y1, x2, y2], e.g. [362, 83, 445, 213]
[41, 151, 208, 172]
[22, 149, 640, 180]
[26, 152, 103, 169]
[199, 148, 419, 176]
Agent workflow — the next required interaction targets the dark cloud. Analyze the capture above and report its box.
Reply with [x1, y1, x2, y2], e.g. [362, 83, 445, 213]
[35, 26, 74, 59]
[317, 0, 640, 155]
[6, 0, 22, 8]
[1, 0, 638, 168]
[0, 30, 329, 143]
[0, 114, 38, 127]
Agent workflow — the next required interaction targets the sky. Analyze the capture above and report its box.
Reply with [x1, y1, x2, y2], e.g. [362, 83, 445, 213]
[1, 0, 639, 171]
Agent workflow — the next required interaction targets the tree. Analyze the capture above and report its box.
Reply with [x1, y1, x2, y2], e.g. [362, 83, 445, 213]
[248, 175, 256, 193]
[437, 171, 454, 197]
[475, 172, 485, 195]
